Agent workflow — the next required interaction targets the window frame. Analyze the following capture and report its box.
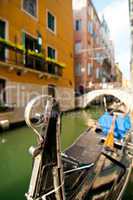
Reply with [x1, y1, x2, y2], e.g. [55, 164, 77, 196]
[21, 0, 38, 20]
[87, 63, 93, 76]
[0, 18, 9, 61]
[75, 19, 82, 31]
[96, 68, 100, 79]
[75, 63, 81, 76]
[22, 30, 38, 48]
[48, 84, 56, 97]
[47, 45, 59, 76]
[75, 41, 82, 54]
[47, 45, 57, 60]
[46, 9, 56, 34]
[21, 30, 42, 69]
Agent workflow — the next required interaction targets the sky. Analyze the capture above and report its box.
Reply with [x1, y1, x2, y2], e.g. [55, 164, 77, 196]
[93, 0, 131, 80]
[93, 0, 114, 12]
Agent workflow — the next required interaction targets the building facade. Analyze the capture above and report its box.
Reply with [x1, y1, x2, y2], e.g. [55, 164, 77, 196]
[73, 0, 115, 94]
[0, 0, 75, 123]
[129, 0, 133, 83]
[114, 63, 122, 86]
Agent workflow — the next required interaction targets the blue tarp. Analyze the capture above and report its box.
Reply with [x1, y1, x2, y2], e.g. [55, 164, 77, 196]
[98, 112, 131, 140]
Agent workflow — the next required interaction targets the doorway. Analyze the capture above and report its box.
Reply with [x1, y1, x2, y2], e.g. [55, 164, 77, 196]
[48, 84, 56, 98]
[0, 79, 6, 104]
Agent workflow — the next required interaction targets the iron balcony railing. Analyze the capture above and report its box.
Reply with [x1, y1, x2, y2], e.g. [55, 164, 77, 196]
[0, 39, 63, 77]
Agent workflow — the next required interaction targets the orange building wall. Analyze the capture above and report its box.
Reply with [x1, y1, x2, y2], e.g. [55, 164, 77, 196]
[0, 0, 74, 89]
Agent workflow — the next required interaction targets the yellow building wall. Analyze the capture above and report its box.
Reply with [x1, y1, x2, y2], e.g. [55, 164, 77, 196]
[0, 0, 74, 89]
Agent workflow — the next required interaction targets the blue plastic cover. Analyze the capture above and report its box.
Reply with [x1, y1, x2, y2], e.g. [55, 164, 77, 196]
[98, 112, 131, 139]
[98, 112, 113, 136]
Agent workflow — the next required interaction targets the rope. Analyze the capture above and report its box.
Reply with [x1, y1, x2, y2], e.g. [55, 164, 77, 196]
[36, 181, 64, 200]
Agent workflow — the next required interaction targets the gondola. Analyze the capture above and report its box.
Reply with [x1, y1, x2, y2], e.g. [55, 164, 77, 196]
[24, 95, 133, 200]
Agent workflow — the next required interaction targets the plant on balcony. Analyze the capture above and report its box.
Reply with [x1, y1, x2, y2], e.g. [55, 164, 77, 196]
[16, 44, 25, 52]
[0, 37, 65, 69]
[0, 37, 25, 52]
[27, 49, 44, 59]
[46, 57, 66, 68]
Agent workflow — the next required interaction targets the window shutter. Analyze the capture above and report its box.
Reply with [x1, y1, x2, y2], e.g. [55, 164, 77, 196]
[22, 32, 26, 48]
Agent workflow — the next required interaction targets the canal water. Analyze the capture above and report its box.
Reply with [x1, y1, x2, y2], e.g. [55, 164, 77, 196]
[0, 106, 132, 200]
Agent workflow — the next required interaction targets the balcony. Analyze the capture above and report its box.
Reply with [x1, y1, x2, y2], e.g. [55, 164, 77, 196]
[0, 37, 65, 78]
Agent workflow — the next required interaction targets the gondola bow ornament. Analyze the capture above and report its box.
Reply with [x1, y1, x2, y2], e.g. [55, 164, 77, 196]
[24, 95, 65, 200]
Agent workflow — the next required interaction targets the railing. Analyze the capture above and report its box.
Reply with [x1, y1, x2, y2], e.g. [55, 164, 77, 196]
[0, 40, 63, 77]
[94, 82, 122, 90]
[75, 82, 122, 97]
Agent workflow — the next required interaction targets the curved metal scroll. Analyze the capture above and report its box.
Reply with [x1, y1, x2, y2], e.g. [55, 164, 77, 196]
[25, 96, 65, 200]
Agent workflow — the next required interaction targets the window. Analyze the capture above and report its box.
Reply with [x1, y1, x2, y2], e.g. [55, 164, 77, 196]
[23, 0, 37, 17]
[96, 68, 100, 79]
[75, 42, 81, 53]
[25, 33, 38, 51]
[0, 79, 6, 103]
[75, 19, 82, 31]
[95, 53, 100, 62]
[47, 46, 57, 75]
[47, 46, 56, 59]
[0, 20, 6, 61]
[88, 63, 93, 75]
[88, 22, 93, 34]
[24, 33, 41, 70]
[47, 11, 56, 32]
[93, 32, 97, 38]
[76, 63, 81, 76]
[48, 85, 55, 98]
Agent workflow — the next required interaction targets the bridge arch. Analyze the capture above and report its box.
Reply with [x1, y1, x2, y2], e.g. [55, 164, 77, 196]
[77, 89, 133, 111]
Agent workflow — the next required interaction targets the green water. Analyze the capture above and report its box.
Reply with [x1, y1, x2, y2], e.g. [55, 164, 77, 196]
[0, 106, 132, 200]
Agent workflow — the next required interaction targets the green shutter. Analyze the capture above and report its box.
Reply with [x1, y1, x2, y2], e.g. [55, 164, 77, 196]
[22, 32, 26, 48]
[0, 20, 5, 38]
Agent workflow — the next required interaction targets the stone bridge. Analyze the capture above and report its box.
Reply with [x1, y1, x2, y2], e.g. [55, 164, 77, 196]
[76, 88, 133, 111]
